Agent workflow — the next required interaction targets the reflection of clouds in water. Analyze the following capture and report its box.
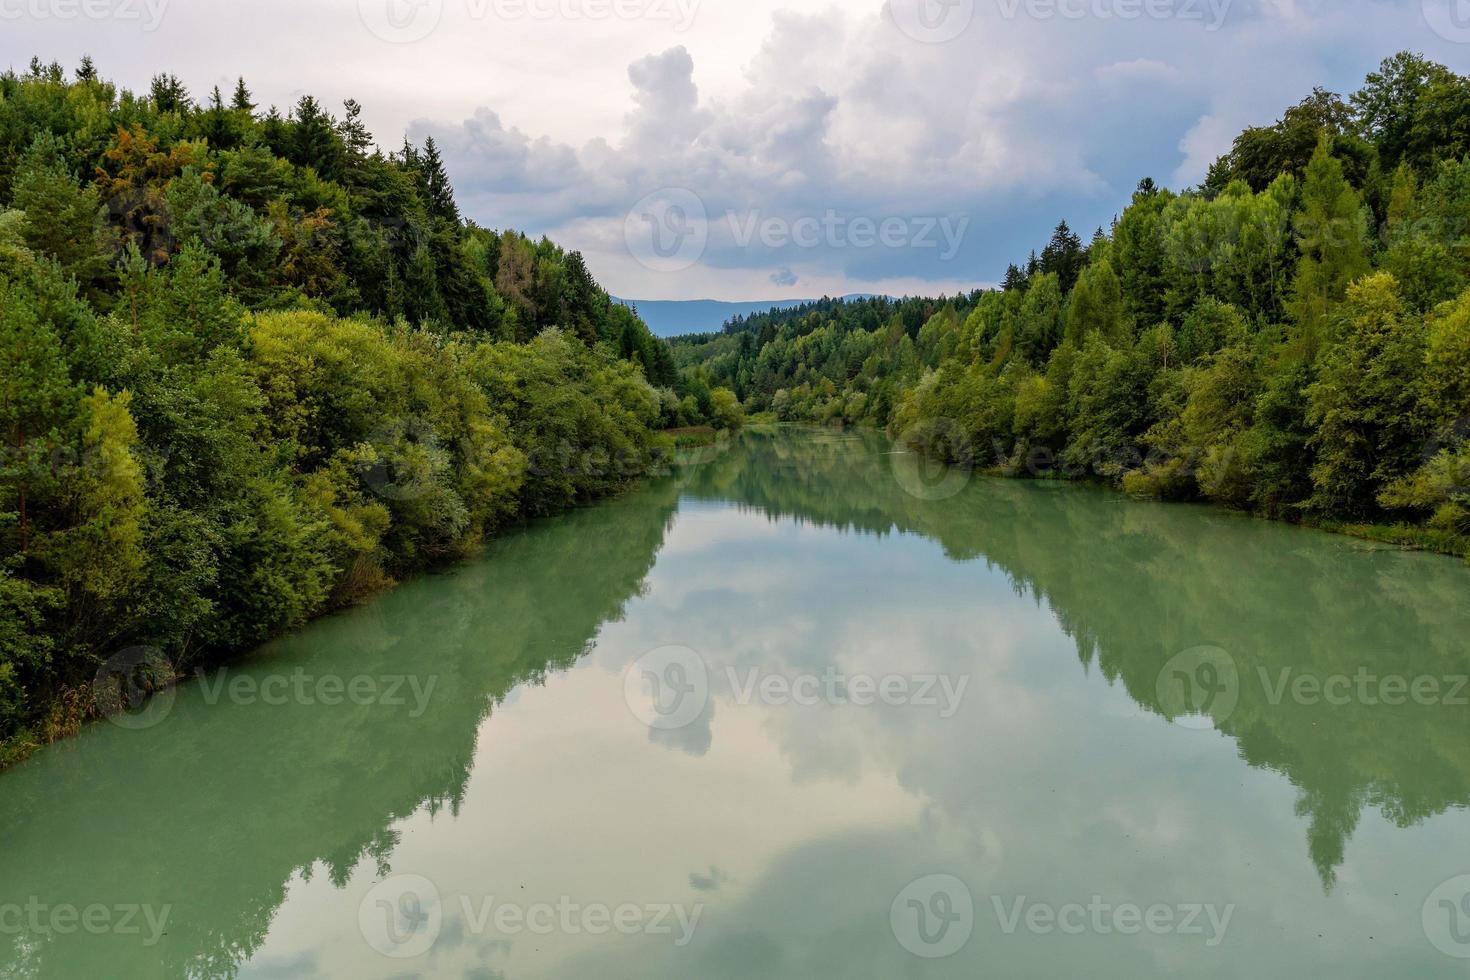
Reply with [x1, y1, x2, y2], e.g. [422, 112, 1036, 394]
[657, 504, 787, 558]
[650, 696, 715, 758]
[689, 866, 731, 892]
[551, 476, 1470, 976]
[184, 432, 1470, 980]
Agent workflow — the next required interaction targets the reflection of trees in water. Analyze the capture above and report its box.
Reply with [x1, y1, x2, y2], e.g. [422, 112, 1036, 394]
[2, 429, 1466, 978]
[0, 482, 681, 979]
[685, 427, 1470, 891]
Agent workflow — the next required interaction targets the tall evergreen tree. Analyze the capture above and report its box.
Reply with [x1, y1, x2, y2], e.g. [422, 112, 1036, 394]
[1039, 220, 1085, 293]
[149, 73, 192, 114]
[340, 99, 374, 160]
[230, 77, 255, 114]
[290, 96, 343, 180]
[421, 136, 459, 224]
[1290, 136, 1371, 354]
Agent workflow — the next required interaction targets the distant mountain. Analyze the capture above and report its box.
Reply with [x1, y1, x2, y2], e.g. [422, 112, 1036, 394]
[615, 295, 881, 338]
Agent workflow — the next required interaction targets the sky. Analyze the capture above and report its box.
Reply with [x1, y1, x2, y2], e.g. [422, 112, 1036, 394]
[3, 0, 1468, 300]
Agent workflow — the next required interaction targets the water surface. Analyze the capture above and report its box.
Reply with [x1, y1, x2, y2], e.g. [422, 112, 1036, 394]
[4, 428, 1470, 978]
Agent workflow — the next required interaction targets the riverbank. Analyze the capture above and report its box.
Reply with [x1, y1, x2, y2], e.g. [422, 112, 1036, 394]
[0, 431, 691, 775]
[896, 426, 1470, 565]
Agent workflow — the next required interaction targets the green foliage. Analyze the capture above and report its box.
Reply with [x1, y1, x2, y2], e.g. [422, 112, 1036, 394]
[1065, 258, 1124, 347]
[1305, 273, 1427, 516]
[708, 388, 745, 431]
[1289, 137, 1371, 353]
[671, 51, 1470, 558]
[0, 64, 675, 764]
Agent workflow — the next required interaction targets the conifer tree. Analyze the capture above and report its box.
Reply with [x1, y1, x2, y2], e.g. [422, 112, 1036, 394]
[421, 137, 459, 224]
[230, 77, 255, 114]
[1290, 137, 1371, 354]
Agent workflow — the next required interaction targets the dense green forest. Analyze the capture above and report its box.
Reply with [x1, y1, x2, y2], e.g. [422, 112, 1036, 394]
[0, 58, 740, 766]
[674, 51, 1470, 557]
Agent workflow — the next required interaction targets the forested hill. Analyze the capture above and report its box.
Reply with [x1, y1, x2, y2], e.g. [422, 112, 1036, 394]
[0, 57, 675, 381]
[0, 58, 689, 766]
[672, 51, 1470, 556]
[617, 294, 885, 337]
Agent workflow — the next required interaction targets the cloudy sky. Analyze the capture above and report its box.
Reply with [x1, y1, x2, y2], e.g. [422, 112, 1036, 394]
[4, 0, 1468, 299]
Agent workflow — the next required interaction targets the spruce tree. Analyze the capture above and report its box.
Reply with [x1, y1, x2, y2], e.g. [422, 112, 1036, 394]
[230, 77, 255, 114]
[1039, 220, 1084, 293]
[149, 73, 192, 113]
[291, 96, 343, 180]
[421, 137, 459, 224]
[340, 99, 374, 160]
[1290, 136, 1370, 355]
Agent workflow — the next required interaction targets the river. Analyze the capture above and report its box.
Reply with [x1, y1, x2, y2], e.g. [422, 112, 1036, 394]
[3, 427, 1469, 978]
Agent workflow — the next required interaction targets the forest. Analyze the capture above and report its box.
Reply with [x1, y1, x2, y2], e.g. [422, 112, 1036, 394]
[673, 51, 1470, 560]
[0, 58, 740, 766]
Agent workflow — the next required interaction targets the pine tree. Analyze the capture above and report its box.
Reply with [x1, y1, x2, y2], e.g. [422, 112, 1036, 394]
[75, 55, 97, 84]
[289, 96, 344, 180]
[0, 280, 75, 555]
[149, 73, 192, 114]
[230, 77, 255, 114]
[1039, 220, 1084, 293]
[1290, 136, 1370, 355]
[11, 140, 111, 300]
[421, 137, 459, 223]
[340, 99, 374, 160]
[563, 251, 607, 345]
[1065, 259, 1125, 347]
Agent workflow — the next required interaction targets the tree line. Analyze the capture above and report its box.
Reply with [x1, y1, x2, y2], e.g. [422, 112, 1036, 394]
[0, 58, 737, 766]
[673, 51, 1470, 559]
